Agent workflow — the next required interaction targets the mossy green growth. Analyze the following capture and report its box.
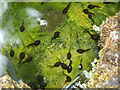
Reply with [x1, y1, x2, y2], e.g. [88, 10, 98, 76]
[1, 2, 119, 88]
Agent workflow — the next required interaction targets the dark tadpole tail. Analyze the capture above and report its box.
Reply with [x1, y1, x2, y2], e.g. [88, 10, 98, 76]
[27, 43, 34, 47]
[51, 37, 55, 43]
[80, 59, 82, 64]
[83, 29, 89, 33]
[21, 61, 27, 64]
[63, 71, 67, 77]
[84, 48, 91, 52]
[21, 20, 24, 26]
[91, 18, 95, 25]
[94, 5, 101, 8]
[88, 13, 95, 25]
[68, 2, 72, 7]
[90, 12, 95, 16]
[47, 64, 54, 67]
[56, 56, 61, 63]
[20, 60, 29, 64]
[19, 59, 22, 64]
[86, 30, 92, 36]
[22, 21, 24, 26]
[21, 57, 32, 64]
[69, 60, 72, 65]
[65, 2, 72, 9]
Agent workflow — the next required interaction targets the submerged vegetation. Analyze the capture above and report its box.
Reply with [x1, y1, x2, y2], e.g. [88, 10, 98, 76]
[1, 2, 119, 89]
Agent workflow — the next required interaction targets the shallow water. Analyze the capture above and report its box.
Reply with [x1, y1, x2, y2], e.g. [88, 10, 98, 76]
[1, 2, 119, 89]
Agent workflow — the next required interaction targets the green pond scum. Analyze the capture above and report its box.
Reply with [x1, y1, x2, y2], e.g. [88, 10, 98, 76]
[1, 2, 119, 89]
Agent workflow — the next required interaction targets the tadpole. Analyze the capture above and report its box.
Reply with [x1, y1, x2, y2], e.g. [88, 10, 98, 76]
[27, 40, 40, 47]
[19, 52, 25, 64]
[48, 62, 61, 67]
[63, 2, 72, 14]
[20, 20, 25, 32]
[27, 42, 35, 47]
[77, 48, 90, 54]
[78, 59, 83, 70]
[88, 4, 100, 9]
[10, 47, 14, 57]
[67, 50, 71, 60]
[88, 13, 95, 25]
[85, 30, 99, 41]
[103, 2, 115, 4]
[63, 72, 71, 83]
[51, 31, 60, 43]
[67, 60, 72, 73]
[83, 9, 95, 24]
[21, 57, 32, 64]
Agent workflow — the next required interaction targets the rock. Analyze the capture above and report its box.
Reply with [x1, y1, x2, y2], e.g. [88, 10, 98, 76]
[87, 11, 119, 88]
[100, 11, 119, 65]
[0, 75, 31, 89]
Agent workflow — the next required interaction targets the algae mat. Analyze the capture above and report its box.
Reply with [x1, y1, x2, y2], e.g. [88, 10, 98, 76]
[1, 2, 119, 89]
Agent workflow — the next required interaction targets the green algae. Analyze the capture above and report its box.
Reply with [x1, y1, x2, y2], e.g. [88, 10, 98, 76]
[1, 2, 119, 88]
